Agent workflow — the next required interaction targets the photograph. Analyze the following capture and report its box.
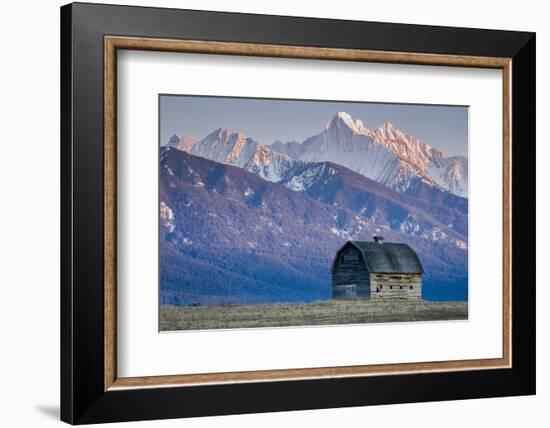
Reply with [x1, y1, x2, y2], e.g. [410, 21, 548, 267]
[158, 95, 469, 331]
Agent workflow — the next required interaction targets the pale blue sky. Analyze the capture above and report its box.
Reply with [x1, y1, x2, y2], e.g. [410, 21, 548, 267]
[160, 95, 468, 157]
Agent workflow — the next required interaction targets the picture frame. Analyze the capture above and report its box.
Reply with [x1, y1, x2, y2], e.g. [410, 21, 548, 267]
[61, 2, 535, 424]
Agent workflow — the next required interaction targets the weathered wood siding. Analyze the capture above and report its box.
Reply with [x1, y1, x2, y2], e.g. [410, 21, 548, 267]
[370, 273, 422, 300]
[332, 244, 370, 299]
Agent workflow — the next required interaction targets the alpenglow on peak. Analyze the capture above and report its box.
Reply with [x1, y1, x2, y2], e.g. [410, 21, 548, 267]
[167, 110, 468, 198]
[325, 111, 368, 135]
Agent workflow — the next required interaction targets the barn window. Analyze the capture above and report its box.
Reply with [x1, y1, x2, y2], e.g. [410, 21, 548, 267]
[410, 286, 413, 290]
[390, 286, 393, 289]
[391, 275, 401, 279]
[376, 274, 382, 278]
[380, 285, 383, 289]
[400, 286, 403, 289]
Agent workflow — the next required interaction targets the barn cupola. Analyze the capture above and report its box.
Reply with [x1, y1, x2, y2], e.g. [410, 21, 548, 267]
[373, 235, 384, 244]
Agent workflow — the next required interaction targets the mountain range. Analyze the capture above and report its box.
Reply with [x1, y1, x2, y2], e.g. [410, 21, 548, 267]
[168, 111, 468, 198]
[160, 111, 469, 305]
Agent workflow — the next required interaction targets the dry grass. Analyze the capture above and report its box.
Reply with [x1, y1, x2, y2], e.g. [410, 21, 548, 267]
[160, 299, 468, 331]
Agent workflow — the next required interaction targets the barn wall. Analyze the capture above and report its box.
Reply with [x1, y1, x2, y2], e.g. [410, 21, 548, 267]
[332, 245, 370, 299]
[370, 273, 422, 300]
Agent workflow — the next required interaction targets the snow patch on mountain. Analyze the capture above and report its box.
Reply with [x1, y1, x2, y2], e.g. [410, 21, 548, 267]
[160, 201, 175, 233]
[330, 226, 351, 239]
[399, 215, 421, 234]
[284, 163, 334, 192]
[427, 152, 468, 198]
[455, 239, 468, 250]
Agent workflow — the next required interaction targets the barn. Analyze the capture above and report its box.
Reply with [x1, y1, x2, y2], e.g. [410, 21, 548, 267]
[331, 237, 424, 300]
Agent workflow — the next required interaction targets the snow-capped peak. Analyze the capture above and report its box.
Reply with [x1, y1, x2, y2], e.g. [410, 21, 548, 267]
[189, 128, 302, 183]
[325, 111, 368, 135]
[376, 122, 403, 140]
[166, 134, 199, 153]
[378, 122, 395, 130]
[292, 113, 467, 197]
[205, 128, 246, 142]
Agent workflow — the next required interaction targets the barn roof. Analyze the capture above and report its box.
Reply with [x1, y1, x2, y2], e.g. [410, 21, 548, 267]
[335, 240, 424, 274]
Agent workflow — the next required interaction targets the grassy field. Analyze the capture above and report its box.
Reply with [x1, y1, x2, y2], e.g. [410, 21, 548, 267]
[160, 299, 468, 331]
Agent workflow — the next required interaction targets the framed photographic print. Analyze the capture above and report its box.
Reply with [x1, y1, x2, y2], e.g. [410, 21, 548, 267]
[157, 95, 469, 331]
[61, 2, 536, 424]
